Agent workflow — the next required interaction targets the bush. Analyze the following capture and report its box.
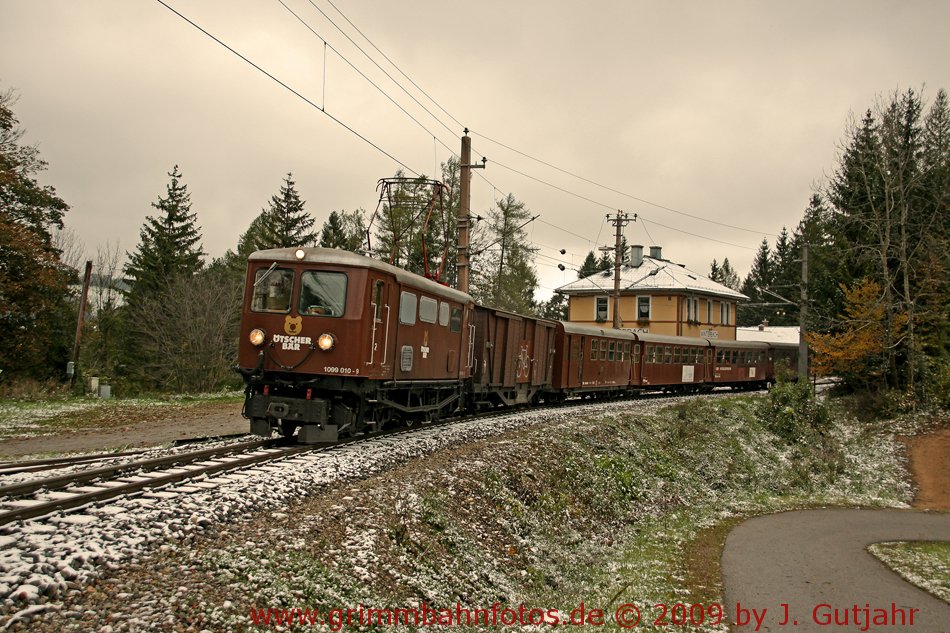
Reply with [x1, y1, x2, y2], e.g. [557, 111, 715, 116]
[759, 377, 830, 444]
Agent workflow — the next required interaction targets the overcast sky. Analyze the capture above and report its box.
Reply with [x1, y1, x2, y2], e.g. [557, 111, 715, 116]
[2, 0, 948, 299]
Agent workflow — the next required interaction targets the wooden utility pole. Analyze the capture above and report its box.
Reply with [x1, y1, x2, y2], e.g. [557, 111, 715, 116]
[798, 244, 809, 379]
[457, 129, 485, 293]
[70, 260, 93, 386]
[607, 211, 632, 328]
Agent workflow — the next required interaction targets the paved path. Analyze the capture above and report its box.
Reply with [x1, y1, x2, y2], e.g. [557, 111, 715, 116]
[721, 509, 950, 632]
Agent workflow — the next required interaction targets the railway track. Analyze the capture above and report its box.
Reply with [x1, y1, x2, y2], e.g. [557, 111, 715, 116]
[0, 438, 299, 526]
[0, 387, 775, 529]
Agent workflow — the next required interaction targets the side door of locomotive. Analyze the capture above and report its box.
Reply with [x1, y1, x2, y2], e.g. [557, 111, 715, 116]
[365, 275, 394, 376]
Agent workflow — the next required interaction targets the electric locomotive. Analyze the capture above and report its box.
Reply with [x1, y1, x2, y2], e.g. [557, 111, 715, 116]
[235, 247, 474, 442]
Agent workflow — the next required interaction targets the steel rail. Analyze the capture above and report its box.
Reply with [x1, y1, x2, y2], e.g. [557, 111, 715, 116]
[0, 439, 280, 499]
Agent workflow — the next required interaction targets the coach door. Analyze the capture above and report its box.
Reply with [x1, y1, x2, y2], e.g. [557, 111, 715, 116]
[366, 278, 392, 371]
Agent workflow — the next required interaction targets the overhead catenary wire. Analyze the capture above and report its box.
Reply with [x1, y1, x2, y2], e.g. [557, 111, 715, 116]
[153, 0, 418, 176]
[297, 1, 759, 253]
[299, 1, 767, 253]
[276, 0, 458, 158]
[470, 130, 779, 237]
[166, 0, 768, 257]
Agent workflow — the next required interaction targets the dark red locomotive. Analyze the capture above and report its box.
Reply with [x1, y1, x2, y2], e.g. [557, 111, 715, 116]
[236, 247, 474, 441]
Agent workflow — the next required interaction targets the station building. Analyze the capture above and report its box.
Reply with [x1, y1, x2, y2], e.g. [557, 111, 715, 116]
[555, 245, 747, 341]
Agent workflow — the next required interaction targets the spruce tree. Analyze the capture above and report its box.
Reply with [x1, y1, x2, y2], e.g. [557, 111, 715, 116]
[124, 165, 203, 307]
[578, 251, 601, 278]
[320, 209, 366, 252]
[718, 258, 741, 291]
[258, 173, 317, 248]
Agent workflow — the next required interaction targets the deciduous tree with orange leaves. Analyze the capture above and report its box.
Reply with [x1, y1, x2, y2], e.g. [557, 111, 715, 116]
[807, 278, 907, 391]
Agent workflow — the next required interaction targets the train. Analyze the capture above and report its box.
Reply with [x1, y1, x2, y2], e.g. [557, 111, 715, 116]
[235, 247, 797, 442]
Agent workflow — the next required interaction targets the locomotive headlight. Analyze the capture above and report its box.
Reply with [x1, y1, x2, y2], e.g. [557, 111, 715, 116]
[317, 332, 336, 351]
[249, 328, 266, 347]
[294, 248, 306, 260]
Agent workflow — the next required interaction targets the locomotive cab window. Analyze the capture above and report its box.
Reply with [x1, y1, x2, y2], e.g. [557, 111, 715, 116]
[449, 307, 463, 333]
[399, 291, 417, 325]
[251, 267, 294, 313]
[419, 296, 438, 324]
[299, 271, 347, 317]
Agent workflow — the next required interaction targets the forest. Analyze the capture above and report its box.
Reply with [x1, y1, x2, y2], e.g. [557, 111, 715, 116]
[1, 87, 947, 408]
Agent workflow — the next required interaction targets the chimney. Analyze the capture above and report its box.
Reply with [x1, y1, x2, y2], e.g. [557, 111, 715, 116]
[758, 318, 769, 331]
[629, 244, 644, 267]
[649, 245, 662, 259]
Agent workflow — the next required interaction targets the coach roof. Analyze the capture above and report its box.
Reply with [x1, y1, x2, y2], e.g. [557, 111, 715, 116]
[249, 247, 474, 304]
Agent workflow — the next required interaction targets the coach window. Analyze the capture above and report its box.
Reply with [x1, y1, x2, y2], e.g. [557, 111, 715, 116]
[590, 339, 598, 361]
[419, 296, 438, 324]
[600, 340, 608, 361]
[623, 342, 631, 362]
[251, 268, 294, 313]
[439, 302, 450, 327]
[716, 349, 725, 363]
[300, 271, 347, 317]
[665, 346, 674, 364]
[399, 291, 417, 325]
[608, 341, 616, 361]
[673, 347, 681, 364]
[634, 343, 641, 363]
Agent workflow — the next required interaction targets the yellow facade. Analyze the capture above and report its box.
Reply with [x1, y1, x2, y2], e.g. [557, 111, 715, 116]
[566, 293, 738, 340]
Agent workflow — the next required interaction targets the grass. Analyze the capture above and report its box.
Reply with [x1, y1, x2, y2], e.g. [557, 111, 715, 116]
[869, 541, 950, 603]
[0, 391, 243, 441]
[168, 384, 930, 632]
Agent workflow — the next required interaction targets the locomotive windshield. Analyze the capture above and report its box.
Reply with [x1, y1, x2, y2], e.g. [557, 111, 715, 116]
[251, 267, 294, 312]
[299, 271, 347, 317]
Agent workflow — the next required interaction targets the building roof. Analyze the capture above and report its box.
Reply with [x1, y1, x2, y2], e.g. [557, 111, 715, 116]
[555, 256, 747, 300]
[736, 325, 800, 344]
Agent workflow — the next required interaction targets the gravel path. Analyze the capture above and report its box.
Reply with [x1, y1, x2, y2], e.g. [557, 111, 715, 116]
[0, 404, 247, 458]
[722, 508, 950, 632]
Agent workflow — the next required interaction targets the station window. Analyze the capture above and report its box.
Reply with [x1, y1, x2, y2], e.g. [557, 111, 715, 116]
[299, 271, 347, 317]
[721, 302, 732, 326]
[399, 291, 417, 325]
[637, 296, 651, 321]
[707, 300, 713, 324]
[251, 267, 294, 313]
[419, 296, 438, 324]
[595, 297, 609, 322]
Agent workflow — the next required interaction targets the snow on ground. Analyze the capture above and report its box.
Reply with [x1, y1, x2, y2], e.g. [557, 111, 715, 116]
[0, 435, 259, 489]
[0, 398, 679, 620]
